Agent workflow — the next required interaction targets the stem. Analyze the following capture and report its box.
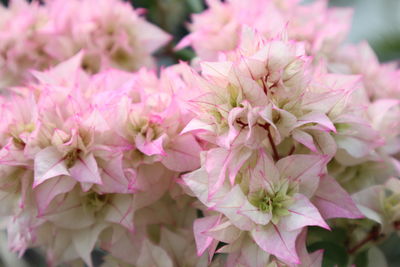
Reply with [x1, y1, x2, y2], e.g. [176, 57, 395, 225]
[261, 80, 268, 96]
[393, 221, 400, 230]
[259, 123, 280, 161]
[236, 120, 248, 128]
[288, 145, 295, 156]
[261, 75, 269, 96]
[347, 226, 381, 254]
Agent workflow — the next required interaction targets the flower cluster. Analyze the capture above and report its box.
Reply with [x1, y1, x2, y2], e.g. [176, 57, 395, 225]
[0, 54, 203, 266]
[181, 28, 369, 265]
[0, 0, 399, 266]
[0, 0, 170, 89]
[177, 0, 352, 60]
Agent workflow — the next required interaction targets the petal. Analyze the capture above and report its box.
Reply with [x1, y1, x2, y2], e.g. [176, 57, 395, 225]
[205, 147, 252, 197]
[69, 153, 102, 186]
[133, 163, 173, 210]
[352, 185, 384, 224]
[175, 34, 192, 50]
[200, 61, 233, 86]
[249, 149, 280, 193]
[297, 112, 336, 133]
[236, 75, 268, 106]
[213, 185, 254, 231]
[296, 229, 323, 267]
[83, 108, 110, 132]
[193, 215, 221, 256]
[136, 19, 171, 53]
[34, 176, 77, 216]
[161, 134, 202, 172]
[307, 128, 337, 156]
[45, 205, 95, 229]
[251, 224, 301, 264]
[159, 227, 210, 265]
[302, 89, 351, 115]
[103, 227, 141, 264]
[72, 223, 108, 267]
[276, 154, 329, 197]
[226, 236, 271, 267]
[205, 220, 242, 243]
[31, 51, 83, 86]
[313, 175, 364, 219]
[181, 118, 214, 134]
[280, 194, 329, 231]
[182, 168, 211, 204]
[273, 107, 298, 138]
[239, 57, 268, 80]
[98, 154, 135, 194]
[105, 194, 135, 232]
[33, 147, 69, 188]
[292, 130, 318, 153]
[135, 134, 165, 156]
[137, 239, 174, 267]
[238, 198, 271, 225]
[335, 136, 373, 159]
[305, 250, 324, 267]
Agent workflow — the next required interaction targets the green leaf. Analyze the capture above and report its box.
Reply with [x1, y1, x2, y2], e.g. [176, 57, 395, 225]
[354, 250, 368, 267]
[379, 233, 400, 267]
[130, 0, 158, 8]
[174, 48, 196, 61]
[307, 226, 347, 244]
[187, 0, 204, 13]
[308, 241, 348, 267]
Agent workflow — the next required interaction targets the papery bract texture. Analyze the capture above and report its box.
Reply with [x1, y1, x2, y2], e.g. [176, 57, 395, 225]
[0, 0, 170, 89]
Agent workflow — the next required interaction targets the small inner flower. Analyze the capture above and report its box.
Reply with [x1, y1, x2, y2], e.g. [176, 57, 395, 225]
[249, 181, 295, 224]
[129, 115, 162, 143]
[143, 123, 161, 141]
[111, 47, 132, 69]
[65, 148, 82, 168]
[83, 191, 110, 213]
[10, 122, 35, 149]
[334, 123, 351, 132]
[227, 84, 240, 108]
[12, 136, 26, 149]
[382, 189, 400, 219]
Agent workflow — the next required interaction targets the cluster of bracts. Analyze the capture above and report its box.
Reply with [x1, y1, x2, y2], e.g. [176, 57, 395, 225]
[0, 0, 399, 266]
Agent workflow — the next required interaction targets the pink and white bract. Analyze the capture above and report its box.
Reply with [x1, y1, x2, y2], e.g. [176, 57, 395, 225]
[0, 0, 399, 266]
[0, 54, 201, 266]
[0, 0, 170, 89]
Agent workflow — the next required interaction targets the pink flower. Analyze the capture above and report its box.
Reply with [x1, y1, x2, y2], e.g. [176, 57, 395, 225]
[0, 0, 399, 265]
[330, 42, 400, 100]
[0, 53, 204, 265]
[102, 193, 205, 266]
[180, 27, 366, 265]
[184, 151, 362, 264]
[353, 177, 400, 234]
[0, 0, 51, 89]
[43, 0, 171, 73]
[177, 0, 352, 60]
[0, 0, 170, 89]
